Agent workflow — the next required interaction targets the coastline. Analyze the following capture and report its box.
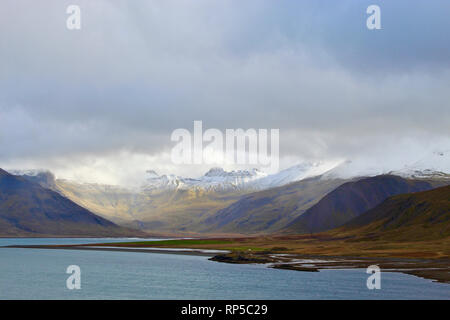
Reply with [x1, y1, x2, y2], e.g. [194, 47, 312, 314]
[2, 245, 221, 257]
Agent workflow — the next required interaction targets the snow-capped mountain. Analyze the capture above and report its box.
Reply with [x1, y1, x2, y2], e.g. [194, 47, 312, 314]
[319, 160, 387, 180]
[141, 167, 267, 192]
[142, 171, 186, 191]
[141, 162, 341, 192]
[393, 150, 450, 179]
[10, 150, 450, 197]
[9, 169, 54, 178]
[251, 161, 341, 188]
[320, 151, 450, 180]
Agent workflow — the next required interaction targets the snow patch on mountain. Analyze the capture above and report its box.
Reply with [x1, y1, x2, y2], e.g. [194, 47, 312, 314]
[10, 150, 449, 195]
[253, 161, 341, 188]
[320, 160, 388, 180]
[9, 169, 52, 177]
[142, 162, 342, 192]
[393, 150, 450, 179]
[320, 150, 450, 180]
[141, 167, 267, 192]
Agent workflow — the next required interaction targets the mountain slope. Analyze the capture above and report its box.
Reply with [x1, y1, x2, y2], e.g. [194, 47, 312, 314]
[55, 178, 245, 234]
[10, 169, 58, 190]
[55, 179, 141, 225]
[201, 176, 348, 234]
[0, 169, 144, 237]
[284, 175, 447, 234]
[338, 185, 450, 241]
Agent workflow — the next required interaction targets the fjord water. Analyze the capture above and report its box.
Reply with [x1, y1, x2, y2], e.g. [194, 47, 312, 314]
[0, 238, 448, 300]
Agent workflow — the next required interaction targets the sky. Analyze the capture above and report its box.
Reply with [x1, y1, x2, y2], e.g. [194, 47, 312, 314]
[1, 0, 450, 186]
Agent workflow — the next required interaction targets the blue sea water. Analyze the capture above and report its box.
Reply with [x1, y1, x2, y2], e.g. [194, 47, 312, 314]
[0, 238, 448, 300]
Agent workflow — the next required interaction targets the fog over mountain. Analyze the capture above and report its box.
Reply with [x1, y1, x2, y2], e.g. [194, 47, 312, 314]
[1, 1, 449, 186]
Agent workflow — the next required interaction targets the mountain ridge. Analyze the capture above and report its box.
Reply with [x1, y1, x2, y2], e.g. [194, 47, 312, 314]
[9, 150, 450, 235]
[284, 175, 448, 234]
[334, 185, 450, 241]
[0, 169, 145, 237]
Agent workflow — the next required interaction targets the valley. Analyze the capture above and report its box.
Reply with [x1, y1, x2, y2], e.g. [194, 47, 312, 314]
[24, 184, 448, 283]
[4, 151, 450, 237]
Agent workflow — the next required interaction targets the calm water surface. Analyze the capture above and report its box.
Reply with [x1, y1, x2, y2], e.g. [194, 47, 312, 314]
[0, 238, 448, 300]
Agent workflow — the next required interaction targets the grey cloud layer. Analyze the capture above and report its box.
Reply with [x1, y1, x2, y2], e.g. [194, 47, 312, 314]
[1, 0, 449, 178]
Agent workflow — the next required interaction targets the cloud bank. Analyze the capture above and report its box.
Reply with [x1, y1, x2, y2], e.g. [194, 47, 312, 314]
[1, 0, 449, 185]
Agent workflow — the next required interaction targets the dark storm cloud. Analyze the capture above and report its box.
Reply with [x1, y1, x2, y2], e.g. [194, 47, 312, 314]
[0, 0, 449, 181]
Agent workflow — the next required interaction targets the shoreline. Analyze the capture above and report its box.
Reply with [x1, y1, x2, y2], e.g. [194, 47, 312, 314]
[0, 235, 179, 239]
[2, 245, 219, 257]
[209, 251, 450, 284]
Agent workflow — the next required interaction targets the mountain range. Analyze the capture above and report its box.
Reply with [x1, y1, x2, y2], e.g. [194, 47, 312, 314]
[3, 150, 450, 237]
